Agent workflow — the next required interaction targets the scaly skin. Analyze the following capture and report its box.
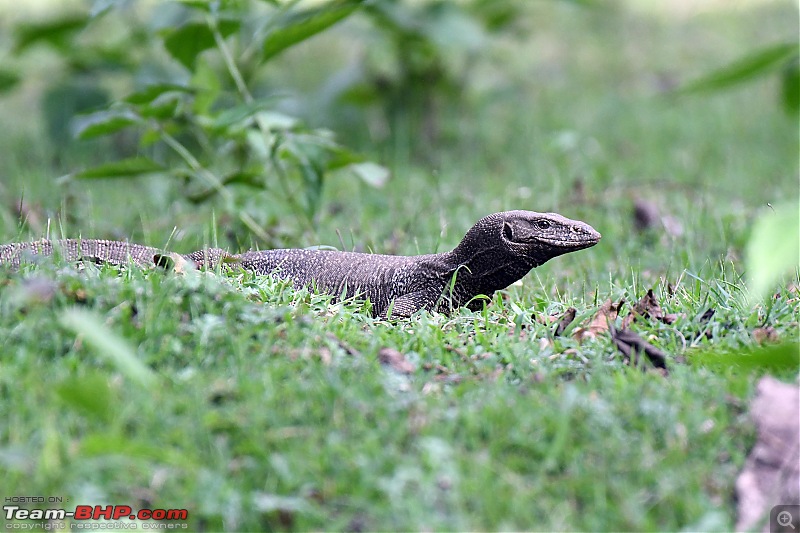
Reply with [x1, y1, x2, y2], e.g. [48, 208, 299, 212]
[0, 211, 601, 317]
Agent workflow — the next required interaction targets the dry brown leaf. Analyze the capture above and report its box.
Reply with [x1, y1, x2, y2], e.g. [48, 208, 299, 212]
[610, 328, 669, 371]
[327, 334, 360, 357]
[633, 198, 683, 237]
[317, 347, 332, 366]
[444, 344, 469, 361]
[533, 313, 560, 325]
[695, 308, 716, 341]
[752, 326, 779, 345]
[554, 307, 577, 337]
[622, 289, 679, 328]
[735, 377, 800, 532]
[378, 347, 415, 374]
[434, 373, 464, 384]
[633, 198, 661, 232]
[573, 298, 624, 341]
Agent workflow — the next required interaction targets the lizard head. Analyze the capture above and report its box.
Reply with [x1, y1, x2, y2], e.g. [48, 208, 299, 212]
[454, 210, 601, 268]
[501, 210, 601, 260]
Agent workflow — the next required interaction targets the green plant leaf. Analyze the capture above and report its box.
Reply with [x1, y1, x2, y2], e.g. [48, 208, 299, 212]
[191, 58, 221, 115]
[676, 43, 797, 94]
[325, 145, 366, 170]
[299, 160, 324, 217]
[163, 19, 240, 70]
[781, 60, 800, 116]
[209, 100, 280, 130]
[745, 202, 800, 304]
[72, 109, 141, 140]
[691, 342, 799, 372]
[123, 83, 194, 105]
[75, 157, 165, 179]
[14, 15, 89, 53]
[137, 97, 183, 119]
[262, 0, 363, 61]
[60, 309, 156, 387]
[349, 161, 390, 187]
[186, 170, 264, 203]
[0, 69, 20, 93]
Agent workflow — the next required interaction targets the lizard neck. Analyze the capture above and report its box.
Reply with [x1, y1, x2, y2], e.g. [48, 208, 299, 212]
[443, 244, 539, 295]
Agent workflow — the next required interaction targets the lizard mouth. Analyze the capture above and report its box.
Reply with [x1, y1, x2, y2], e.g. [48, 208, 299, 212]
[542, 236, 601, 248]
[537, 227, 601, 249]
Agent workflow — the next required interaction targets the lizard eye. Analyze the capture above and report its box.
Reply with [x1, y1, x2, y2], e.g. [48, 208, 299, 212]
[536, 220, 551, 230]
[503, 222, 514, 241]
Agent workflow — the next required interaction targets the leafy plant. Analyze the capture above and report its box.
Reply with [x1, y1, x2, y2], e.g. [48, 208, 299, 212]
[676, 42, 799, 117]
[744, 202, 800, 304]
[319, 0, 530, 161]
[9, 0, 389, 242]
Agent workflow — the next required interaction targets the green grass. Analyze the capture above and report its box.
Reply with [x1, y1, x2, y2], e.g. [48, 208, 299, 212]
[0, 0, 798, 531]
[3, 262, 792, 530]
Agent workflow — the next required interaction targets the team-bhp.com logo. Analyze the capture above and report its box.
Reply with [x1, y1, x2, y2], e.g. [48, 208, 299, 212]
[4, 501, 188, 529]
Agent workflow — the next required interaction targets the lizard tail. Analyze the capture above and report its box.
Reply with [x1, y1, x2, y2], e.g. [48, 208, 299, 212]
[0, 239, 163, 269]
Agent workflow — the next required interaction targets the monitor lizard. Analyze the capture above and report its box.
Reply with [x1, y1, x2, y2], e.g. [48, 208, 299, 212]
[0, 210, 600, 317]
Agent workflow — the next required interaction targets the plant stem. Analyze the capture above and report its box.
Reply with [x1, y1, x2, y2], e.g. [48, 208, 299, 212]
[159, 126, 272, 243]
[208, 14, 316, 235]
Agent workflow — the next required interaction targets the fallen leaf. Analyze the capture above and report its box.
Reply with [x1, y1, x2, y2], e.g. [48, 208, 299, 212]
[622, 289, 679, 328]
[752, 326, 779, 344]
[633, 198, 661, 232]
[695, 308, 716, 341]
[554, 307, 577, 336]
[327, 334, 360, 357]
[434, 373, 464, 384]
[735, 377, 800, 531]
[610, 327, 669, 371]
[573, 298, 625, 341]
[317, 347, 332, 365]
[444, 344, 469, 361]
[533, 313, 560, 325]
[378, 347, 415, 374]
[633, 198, 683, 237]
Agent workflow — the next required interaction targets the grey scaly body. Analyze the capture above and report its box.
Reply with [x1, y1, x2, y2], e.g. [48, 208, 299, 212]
[0, 211, 601, 317]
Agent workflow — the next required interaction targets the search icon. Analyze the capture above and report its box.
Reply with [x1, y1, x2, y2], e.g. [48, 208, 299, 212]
[779, 510, 796, 529]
